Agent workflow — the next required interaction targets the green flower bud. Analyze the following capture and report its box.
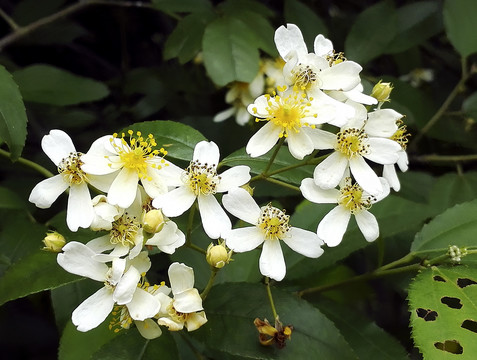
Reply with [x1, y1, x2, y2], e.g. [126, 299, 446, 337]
[42, 231, 66, 252]
[371, 80, 393, 103]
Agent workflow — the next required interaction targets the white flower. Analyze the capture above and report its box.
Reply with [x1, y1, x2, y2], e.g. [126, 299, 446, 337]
[222, 188, 324, 281]
[57, 242, 160, 332]
[81, 130, 183, 209]
[155, 262, 207, 332]
[28, 130, 112, 232]
[145, 220, 185, 254]
[152, 141, 250, 239]
[90, 195, 124, 231]
[300, 177, 390, 247]
[274, 24, 362, 97]
[246, 86, 354, 160]
[312, 102, 402, 195]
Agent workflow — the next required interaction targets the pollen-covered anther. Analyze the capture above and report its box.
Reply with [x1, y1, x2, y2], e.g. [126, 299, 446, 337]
[292, 63, 317, 91]
[167, 301, 191, 323]
[338, 178, 374, 214]
[183, 160, 220, 196]
[326, 51, 347, 66]
[390, 120, 410, 150]
[257, 204, 290, 241]
[109, 305, 133, 333]
[58, 152, 88, 184]
[110, 214, 140, 247]
[335, 128, 370, 158]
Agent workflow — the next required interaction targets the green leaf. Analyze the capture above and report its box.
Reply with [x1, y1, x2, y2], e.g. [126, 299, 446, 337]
[284, 0, 328, 47]
[192, 282, 357, 359]
[59, 320, 118, 360]
[345, 1, 398, 64]
[202, 16, 260, 86]
[13, 64, 109, 106]
[151, 0, 212, 13]
[386, 1, 443, 54]
[0, 250, 81, 306]
[409, 266, 477, 358]
[121, 120, 206, 161]
[91, 328, 179, 360]
[462, 91, 477, 119]
[315, 300, 409, 360]
[0, 186, 27, 209]
[164, 11, 217, 64]
[218, 0, 275, 19]
[443, 0, 477, 57]
[412, 199, 477, 254]
[221, 147, 314, 186]
[398, 171, 435, 204]
[0, 64, 28, 160]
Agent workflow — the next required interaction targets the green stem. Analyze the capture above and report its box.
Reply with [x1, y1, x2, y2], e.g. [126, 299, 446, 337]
[0, 148, 54, 178]
[264, 177, 300, 192]
[265, 277, 278, 319]
[0, 8, 19, 30]
[263, 137, 285, 175]
[413, 154, 477, 163]
[200, 267, 219, 300]
[185, 202, 197, 246]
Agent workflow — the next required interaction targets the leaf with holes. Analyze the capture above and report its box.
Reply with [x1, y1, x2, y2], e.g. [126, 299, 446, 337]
[408, 266, 477, 359]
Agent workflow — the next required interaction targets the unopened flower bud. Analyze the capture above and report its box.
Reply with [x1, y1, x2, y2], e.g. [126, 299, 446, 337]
[42, 231, 66, 252]
[143, 209, 165, 234]
[371, 80, 393, 103]
[206, 241, 232, 269]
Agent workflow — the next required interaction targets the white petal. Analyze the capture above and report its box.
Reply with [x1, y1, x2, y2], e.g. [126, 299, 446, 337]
[222, 188, 261, 225]
[366, 138, 400, 164]
[283, 227, 324, 258]
[57, 242, 108, 281]
[136, 319, 162, 339]
[383, 164, 400, 191]
[213, 107, 235, 123]
[29, 175, 69, 208]
[86, 235, 115, 253]
[87, 173, 116, 193]
[260, 240, 286, 281]
[41, 130, 76, 166]
[355, 210, 379, 242]
[158, 317, 183, 331]
[300, 178, 339, 204]
[342, 88, 378, 105]
[397, 151, 409, 172]
[301, 127, 336, 150]
[236, 107, 252, 126]
[67, 183, 93, 232]
[365, 109, 401, 137]
[145, 221, 185, 254]
[114, 266, 141, 305]
[314, 34, 333, 57]
[370, 177, 391, 203]
[319, 61, 362, 91]
[246, 122, 281, 158]
[318, 206, 351, 247]
[193, 141, 220, 167]
[287, 130, 314, 160]
[126, 288, 161, 321]
[274, 23, 308, 60]
[223, 227, 264, 252]
[185, 311, 208, 331]
[127, 251, 152, 274]
[313, 152, 348, 189]
[72, 286, 114, 332]
[174, 288, 203, 313]
[168, 262, 195, 295]
[152, 186, 196, 217]
[107, 168, 139, 208]
[349, 156, 383, 196]
[197, 194, 231, 239]
[140, 167, 168, 200]
[216, 166, 251, 193]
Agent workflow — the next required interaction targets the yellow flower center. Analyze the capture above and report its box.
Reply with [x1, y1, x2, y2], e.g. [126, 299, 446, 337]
[110, 214, 140, 247]
[335, 128, 370, 158]
[108, 130, 167, 181]
[390, 121, 410, 150]
[292, 64, 318, 91]
[58, 152, 88, 185]
[109, 305, 133, 332]
[167, 301, 192, 323]
[183, 160, 220, 196]
[257, 204, 290, 241]
[338, 178, 374, 214]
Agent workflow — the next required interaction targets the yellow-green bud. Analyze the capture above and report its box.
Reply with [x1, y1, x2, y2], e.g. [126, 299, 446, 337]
[143, 209, 165, 234]
[371, 80, 393, 103]
[42, 231, 66, 252]
[206, 242, 232, 269]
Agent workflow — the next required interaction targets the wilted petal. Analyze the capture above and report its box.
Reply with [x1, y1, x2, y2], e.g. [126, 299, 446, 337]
[29, 175, 69, 209]
[72, 286, 114, 332]
[318, 205, 351, 247]
[158, 317, 183, 331]
[185, 311, 208, 331]
[260, 240, 286, 281]
[355, 210, 379, 242]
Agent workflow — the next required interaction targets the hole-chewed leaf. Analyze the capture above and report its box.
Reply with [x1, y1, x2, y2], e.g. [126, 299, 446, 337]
[441, 296, 463, 309]
[433, 275, 446, 282]
[457, 278, 477, 288]
[461, 320, 477, 334]
[416, 308, 438, 321]
[434, 340, 463, 354]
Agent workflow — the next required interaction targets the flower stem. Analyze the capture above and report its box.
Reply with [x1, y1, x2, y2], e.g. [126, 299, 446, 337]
[200, 267, 219, 300]
[0, 148, 54, 178]
[263, 137, 285, 175]
[0, 8, 19, 30]
[265, 277, 278, 319]
[264, 177, 300, 192]
[413, 154, 477, 163]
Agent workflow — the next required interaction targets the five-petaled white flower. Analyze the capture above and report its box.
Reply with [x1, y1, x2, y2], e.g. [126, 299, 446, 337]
[29, 130, 113, 232]
[152, 140, 250, 239]
[300, 177, 390, 247]
[222, 188, 324, 281]
[155, 262, 207, 332]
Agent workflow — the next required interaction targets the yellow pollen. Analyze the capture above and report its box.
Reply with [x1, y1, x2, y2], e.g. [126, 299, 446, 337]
[257, 203, 290, 241]
[183, 160, 220, 196]
[335, 128, 370, 158]
[109, 305, 133, 333]
[291, 64, 318, 91]
[326, 51, 347, 66]
[390, 121, 410, 150]
[57, 152, 88, 185]
[110, 214, 140, 247]
[167, 302, 191, 323]
[338, 178, 374, 214]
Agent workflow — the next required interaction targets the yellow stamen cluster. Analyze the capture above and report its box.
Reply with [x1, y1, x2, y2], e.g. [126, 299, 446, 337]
[291, 64, 318, 91]
[183, 160, 220, 196]
[390, 120, 410, 150]
[58, 152, 88, 185]
[109, 305, 133, 333]
[252, 87, 317, 138]
[338, 178, 374, 214]
[167, 301, 191, 324]
[326, 51, 347, 67]
[108, 130, 167, 181]
[257, 204, 290, 241]
[335, 128, 370, 158]
[110, 214, 140, 247]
